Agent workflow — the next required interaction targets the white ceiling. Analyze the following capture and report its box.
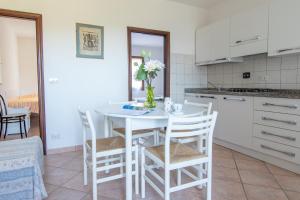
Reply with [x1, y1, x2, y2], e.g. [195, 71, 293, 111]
[168, 0, 226, 9]
[131, 33, 164, 48]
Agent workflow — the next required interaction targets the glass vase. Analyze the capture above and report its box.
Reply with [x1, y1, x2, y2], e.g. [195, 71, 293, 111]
[144, 85, 156, 109]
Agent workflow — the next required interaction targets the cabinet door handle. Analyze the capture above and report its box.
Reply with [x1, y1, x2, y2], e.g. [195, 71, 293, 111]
[277, 47, 300, 54]
[260, 144, 295, 158]
[200, 95, 216, 99]
[215, 58, 228, 61]
[262, 117, 297, 125]
[234, 35, 262, 45]
[223, 97, 246, 101]
[261, 131, 296, 141]
[263, 102, 298, 109]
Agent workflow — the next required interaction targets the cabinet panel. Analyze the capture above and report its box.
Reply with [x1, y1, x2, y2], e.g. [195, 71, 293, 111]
[215, 95, 253, 148]
[253, 137, 300, 164]
[184, 93, 218, 111]
[268, 0, 300, 56]
[254, 97, 300, 116]
[196, 26, 211, 64]
[230, 5, 269, 57]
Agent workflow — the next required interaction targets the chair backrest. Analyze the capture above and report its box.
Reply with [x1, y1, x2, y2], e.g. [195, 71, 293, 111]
[164, 111, 218, 164]
[0, 95, 8, 116]
[78, 108, 97, 154]
[184, 100, 212, 116]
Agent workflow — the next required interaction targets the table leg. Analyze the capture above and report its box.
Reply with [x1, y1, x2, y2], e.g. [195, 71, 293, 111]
[125, 118, 133, 200]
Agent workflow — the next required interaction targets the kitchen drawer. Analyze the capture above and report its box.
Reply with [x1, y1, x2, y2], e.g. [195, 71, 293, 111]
[254, 111, 300, 131]
[253, 137, 300, 164]
[253, 124, 300, 148]
[254, 97, 300, 115]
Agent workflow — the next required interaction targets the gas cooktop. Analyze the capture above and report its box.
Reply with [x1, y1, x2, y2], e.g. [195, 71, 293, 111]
[227, 88, 275, 93]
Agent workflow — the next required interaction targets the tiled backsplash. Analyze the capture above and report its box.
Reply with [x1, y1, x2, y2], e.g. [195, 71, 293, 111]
[171, 53, 207, 103]
[207, 53, 300, 89]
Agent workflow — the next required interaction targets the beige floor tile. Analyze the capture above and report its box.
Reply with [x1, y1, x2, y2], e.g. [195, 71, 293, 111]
[213, 144, 231, 151]
[213, 166, 241, 183]
[244, 184, 288, 200]
[232, 151, 258, 161]
[239, 170, 280, 188]
[285, 191, 300, 200]
[44, 154, 74, 168]
[63, 173, 92, 193]
[81, 194, 118, 200]
[213, 148, 233, 159]
[60, 158, 83, 171]
[213, 157, 237, 169]
[46, 187, 86, 200]
[275, 175, 300, 192]
[266, 164, 299, 177]
[44, 167, 78, 186]
[44, 183, 59, 195]
[212, 179, 247, 200]
[235, 159, 269, 173]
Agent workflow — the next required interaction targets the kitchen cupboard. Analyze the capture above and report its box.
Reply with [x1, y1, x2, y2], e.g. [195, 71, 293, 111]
[214, 95, 253, 148]
[268, 0, 300, 56]
[230, 5, 269, 57]
[195, 18, 237, 65]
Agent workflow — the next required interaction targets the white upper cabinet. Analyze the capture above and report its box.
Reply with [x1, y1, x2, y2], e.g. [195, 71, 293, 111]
[210, 18, 230, 61]
[196, 25, 211, 65]
[196, 18, 237, 65]
[268, 0, 300, 56]
[230, 4, 269, 57]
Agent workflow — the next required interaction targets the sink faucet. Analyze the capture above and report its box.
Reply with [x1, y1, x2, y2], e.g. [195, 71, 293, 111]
[208, 81, 222, 92]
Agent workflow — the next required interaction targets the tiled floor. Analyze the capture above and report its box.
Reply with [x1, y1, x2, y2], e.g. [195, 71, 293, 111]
[43, 144, 300, 200]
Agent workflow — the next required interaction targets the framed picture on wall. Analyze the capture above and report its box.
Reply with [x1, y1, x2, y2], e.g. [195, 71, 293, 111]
[76, 23, 104, 59]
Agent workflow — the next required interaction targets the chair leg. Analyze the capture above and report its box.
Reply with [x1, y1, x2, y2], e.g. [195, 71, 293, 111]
[92, 163, 97, 200]
[177, 169, 182, 186]
[141, 147, 146, 199]
[164, 168, 170, 200]
[83, 148, 88, 185]
[135, 145, 139, 195]
[19, 118, 23, 139]
[4, 121, 8, 139]
[0, 121, 2, 138]
[23, 119, 27, 138]
[120, 155, 124, 174]
[207, 161, 212, 200]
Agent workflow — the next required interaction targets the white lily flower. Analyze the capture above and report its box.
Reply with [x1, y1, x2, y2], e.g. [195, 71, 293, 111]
[144, 60, 165, 72]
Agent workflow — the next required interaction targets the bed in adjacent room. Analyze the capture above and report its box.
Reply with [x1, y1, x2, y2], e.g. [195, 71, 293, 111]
[8, 94, 39, 114]
[0, 136, 47, 199]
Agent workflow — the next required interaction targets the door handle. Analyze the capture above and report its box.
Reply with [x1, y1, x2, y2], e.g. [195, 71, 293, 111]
[262, 117, 297, 125]
[261, 144, 295, 158]
[261, 131, 296, 141]
[262, 102, 298, 109]
[223, 97, 246, 101]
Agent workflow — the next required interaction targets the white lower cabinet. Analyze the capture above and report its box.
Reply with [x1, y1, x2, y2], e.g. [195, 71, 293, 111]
[184, 93, 218, 111]
[215, 95, 253, 148]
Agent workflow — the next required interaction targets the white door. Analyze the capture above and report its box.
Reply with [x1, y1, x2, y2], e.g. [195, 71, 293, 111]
[268, 0, 300, 56]
[215, 95, 253, 148]
[230, 4, 269, 57]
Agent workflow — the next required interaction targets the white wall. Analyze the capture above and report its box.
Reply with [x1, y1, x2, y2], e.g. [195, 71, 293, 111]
[0, 19, 20, 99]
[132, 45, 164, 98]
[17, 37, 38, 95]
[0, 17, 36, 99]
[0, 0, 208, 150]
[207, 0, 270, 23]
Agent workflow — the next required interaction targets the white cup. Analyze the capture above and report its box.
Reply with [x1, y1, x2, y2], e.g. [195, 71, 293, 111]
[173, 104, 183, 113]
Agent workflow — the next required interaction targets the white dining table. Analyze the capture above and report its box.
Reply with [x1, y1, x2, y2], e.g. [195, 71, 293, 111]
[95, 103, 206, 200]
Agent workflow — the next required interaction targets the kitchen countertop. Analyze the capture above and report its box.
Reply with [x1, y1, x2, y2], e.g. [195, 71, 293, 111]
[185, 88, 300, 99]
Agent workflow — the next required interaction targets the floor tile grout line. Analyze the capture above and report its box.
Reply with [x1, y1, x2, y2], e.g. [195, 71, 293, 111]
[232, 152, 249, 200]
[264, 162, 291, 200]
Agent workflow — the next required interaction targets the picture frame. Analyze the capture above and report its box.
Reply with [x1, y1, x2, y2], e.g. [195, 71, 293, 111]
[76, 23, 104, 59]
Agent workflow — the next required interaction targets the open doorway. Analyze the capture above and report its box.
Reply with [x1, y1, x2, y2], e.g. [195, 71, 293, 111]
[0, 9, 46, 153]
[127, 27, 170, 101]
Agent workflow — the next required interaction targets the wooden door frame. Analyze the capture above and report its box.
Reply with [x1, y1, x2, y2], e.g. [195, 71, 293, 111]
[127, 27, 170, 100]
[0, 8, 47, 154]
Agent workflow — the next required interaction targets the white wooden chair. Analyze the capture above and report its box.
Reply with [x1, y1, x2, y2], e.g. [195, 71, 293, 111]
[78, 108, 139, 200]
[159, 100, 213, 145]
[141, 112, 218, 200]
[109, 101, 159, 145]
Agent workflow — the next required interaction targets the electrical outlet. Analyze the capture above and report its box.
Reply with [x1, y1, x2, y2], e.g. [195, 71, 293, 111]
[51, 132, 61, 140]
[243, 72, 251, 79]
